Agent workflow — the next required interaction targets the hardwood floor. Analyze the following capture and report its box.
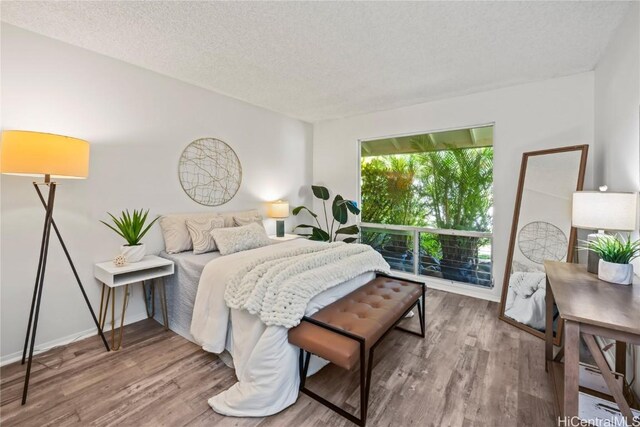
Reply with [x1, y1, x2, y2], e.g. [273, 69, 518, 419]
[0, 289, 557, 426]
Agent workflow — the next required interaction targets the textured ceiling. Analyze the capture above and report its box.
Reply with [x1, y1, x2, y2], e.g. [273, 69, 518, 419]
[0, 1, 630, 122]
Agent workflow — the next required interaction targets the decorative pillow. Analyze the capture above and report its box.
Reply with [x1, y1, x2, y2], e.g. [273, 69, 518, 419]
[211, 222, 272, 256]
[220, 209, 261, 227]
[233, 214, 264, 228]
[185, 216, 226, 254]
[159, 213, 218, 254]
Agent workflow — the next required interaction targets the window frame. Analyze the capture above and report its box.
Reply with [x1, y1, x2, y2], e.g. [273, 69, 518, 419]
[356, 122, 496, 289]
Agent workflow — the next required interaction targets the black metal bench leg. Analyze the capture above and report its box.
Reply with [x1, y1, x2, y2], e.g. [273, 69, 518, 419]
[363, 348, 375, 426]
[359, 341, 367, 426]
[298, 348, 304, 389]
[299, 349, 311, 389]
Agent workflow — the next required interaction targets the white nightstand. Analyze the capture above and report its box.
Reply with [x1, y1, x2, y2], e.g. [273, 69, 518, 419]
[270, 233, 302, 242]
[94, 255, 174, 350]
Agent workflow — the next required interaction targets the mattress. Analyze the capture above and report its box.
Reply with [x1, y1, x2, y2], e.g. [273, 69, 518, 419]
[156, 250, 221, 341]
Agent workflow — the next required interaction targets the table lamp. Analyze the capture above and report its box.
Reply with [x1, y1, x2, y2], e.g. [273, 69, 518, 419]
[268, 200, 289, 237]
[1, 130, 110, 405]
[572, 189, 639, 273]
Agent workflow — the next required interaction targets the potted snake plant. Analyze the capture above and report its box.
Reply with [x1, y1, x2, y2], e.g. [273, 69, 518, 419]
[100, 209, 159, 262]
[585, 234, 640, 285]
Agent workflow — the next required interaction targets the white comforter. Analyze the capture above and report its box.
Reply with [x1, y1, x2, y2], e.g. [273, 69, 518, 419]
[190, 239, 382, 417]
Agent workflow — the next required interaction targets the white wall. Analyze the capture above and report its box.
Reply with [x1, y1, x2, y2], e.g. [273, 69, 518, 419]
[313, 72, 595, 302]
[593, 2, 640, 399]
[0, 25, 313, 362]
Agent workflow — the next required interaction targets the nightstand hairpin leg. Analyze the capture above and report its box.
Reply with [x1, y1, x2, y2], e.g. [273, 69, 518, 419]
[110, 284, 129, 351]
[98, 284, 111, 332]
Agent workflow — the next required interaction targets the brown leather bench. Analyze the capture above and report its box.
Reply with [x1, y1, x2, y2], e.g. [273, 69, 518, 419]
[288, 274, 426, 426]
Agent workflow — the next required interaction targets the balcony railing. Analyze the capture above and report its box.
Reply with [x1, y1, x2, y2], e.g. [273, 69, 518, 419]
[359, 222, 493, 288]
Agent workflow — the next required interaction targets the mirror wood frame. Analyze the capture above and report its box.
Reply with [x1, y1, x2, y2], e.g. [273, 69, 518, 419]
[498, 144, 589, 345]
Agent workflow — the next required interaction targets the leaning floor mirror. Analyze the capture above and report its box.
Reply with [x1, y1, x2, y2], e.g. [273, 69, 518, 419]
[499, 145, 589, 345]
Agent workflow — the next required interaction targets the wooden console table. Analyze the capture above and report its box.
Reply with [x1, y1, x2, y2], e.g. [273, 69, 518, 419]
[544, 261, 640, 425]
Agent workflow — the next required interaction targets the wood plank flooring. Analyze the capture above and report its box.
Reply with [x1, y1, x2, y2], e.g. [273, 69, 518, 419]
[0, 289, 557, 426]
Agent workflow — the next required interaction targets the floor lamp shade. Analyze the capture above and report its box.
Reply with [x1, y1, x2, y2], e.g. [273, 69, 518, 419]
[1, 130, 90, 179]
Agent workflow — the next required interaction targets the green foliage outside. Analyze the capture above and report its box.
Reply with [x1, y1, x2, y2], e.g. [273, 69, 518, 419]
[361, 138, 493, 283]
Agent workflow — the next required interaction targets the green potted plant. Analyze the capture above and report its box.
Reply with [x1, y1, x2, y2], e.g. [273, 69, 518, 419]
[100, 209, 159, 262]
[293, 185, 360, 242]
[585, 234, 640, 285]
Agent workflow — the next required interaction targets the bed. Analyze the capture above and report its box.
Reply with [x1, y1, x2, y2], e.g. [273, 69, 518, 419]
[156, 250, 220, 341]
[189, 238, 387, 417]
[153, 211, 390, 417]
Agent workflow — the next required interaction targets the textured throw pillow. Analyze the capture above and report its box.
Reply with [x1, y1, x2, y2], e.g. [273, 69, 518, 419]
[159, 213, 219, 254]
[233, 214, 264, 228]
[185, 216, 226, 254]
[211, 222, 272, 256]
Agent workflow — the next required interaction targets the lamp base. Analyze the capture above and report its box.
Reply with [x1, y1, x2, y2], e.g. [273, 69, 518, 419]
[587, 233, 601, 274]
[276, 220, 285, 237]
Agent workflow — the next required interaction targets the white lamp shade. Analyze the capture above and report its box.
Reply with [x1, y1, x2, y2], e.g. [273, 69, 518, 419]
[268, 200, 289, 218]
[572, 191, 638, 231]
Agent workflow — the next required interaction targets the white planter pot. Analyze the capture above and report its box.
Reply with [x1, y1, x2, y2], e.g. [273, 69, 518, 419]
[598, 259, 633, 285]
[120, 243, 146, 263]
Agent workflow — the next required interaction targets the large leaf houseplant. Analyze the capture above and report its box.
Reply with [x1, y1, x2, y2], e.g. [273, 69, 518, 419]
[100, 209, 159, 262]
[293, 185, 360, 242]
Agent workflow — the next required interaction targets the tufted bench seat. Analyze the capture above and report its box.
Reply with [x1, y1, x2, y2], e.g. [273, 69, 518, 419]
[288, 274, 425, 426]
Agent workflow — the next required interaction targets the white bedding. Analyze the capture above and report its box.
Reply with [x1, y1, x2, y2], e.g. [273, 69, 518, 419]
[157, 250, 221, 341]
[190, 239, 379, 417]
[504, 271, 547, 331]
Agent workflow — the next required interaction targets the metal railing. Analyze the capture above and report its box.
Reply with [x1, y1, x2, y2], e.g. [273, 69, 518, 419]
[359, 222, 493, 288]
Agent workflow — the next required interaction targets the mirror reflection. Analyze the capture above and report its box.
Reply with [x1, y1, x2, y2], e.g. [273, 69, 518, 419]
[500, 146, 588, 340]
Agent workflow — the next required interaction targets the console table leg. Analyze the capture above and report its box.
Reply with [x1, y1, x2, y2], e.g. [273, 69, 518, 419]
[563, 320, 579, 420]
[583, 333, 633, 425]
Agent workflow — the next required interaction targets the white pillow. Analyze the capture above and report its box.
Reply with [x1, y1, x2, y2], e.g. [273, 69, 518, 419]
[211, 222, 272, 256]
[160, 213, 217, 254]
[233, 214, 264, 228]
[186, 216, 226, 254]
[159, 209, 261, 253]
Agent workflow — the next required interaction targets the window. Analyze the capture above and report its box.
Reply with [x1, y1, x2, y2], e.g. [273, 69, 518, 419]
[359, 125, 494, 287]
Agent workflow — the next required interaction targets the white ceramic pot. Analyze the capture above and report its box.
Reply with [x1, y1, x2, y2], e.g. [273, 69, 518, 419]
[598, 259, 633, 285]
[120, 243, 146, 263]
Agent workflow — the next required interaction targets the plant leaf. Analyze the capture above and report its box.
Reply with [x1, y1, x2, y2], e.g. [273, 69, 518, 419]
[293, 223, 318, 230]
[332, 195, 348, 224]
[310, 227, 331, 241]
[311, 185, 330, 201]
[292, 206, 318, 218]
[335, 224, 359, 235]
[342, 237, 358, 243]
[344, 200, 360, 215]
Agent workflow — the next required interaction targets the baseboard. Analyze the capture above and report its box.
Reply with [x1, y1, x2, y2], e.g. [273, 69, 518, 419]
[0, 310, 150, 367]
[388, 270, 500, 302]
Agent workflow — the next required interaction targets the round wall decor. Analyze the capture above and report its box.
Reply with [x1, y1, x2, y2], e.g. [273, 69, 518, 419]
[178, 138, 242, 206]
[517, 221, 567, 264]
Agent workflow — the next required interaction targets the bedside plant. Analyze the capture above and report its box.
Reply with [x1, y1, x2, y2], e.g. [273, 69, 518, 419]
[293, 185, 360, 242]
[100, 209, 159, 263]
[584, 234, 640, 285]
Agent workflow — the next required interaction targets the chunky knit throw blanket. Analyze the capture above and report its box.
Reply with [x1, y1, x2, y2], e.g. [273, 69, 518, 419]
[224, 242, 390, 328]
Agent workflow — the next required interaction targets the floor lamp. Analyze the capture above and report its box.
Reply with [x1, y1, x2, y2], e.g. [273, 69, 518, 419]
[0, 130, 110, 405]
